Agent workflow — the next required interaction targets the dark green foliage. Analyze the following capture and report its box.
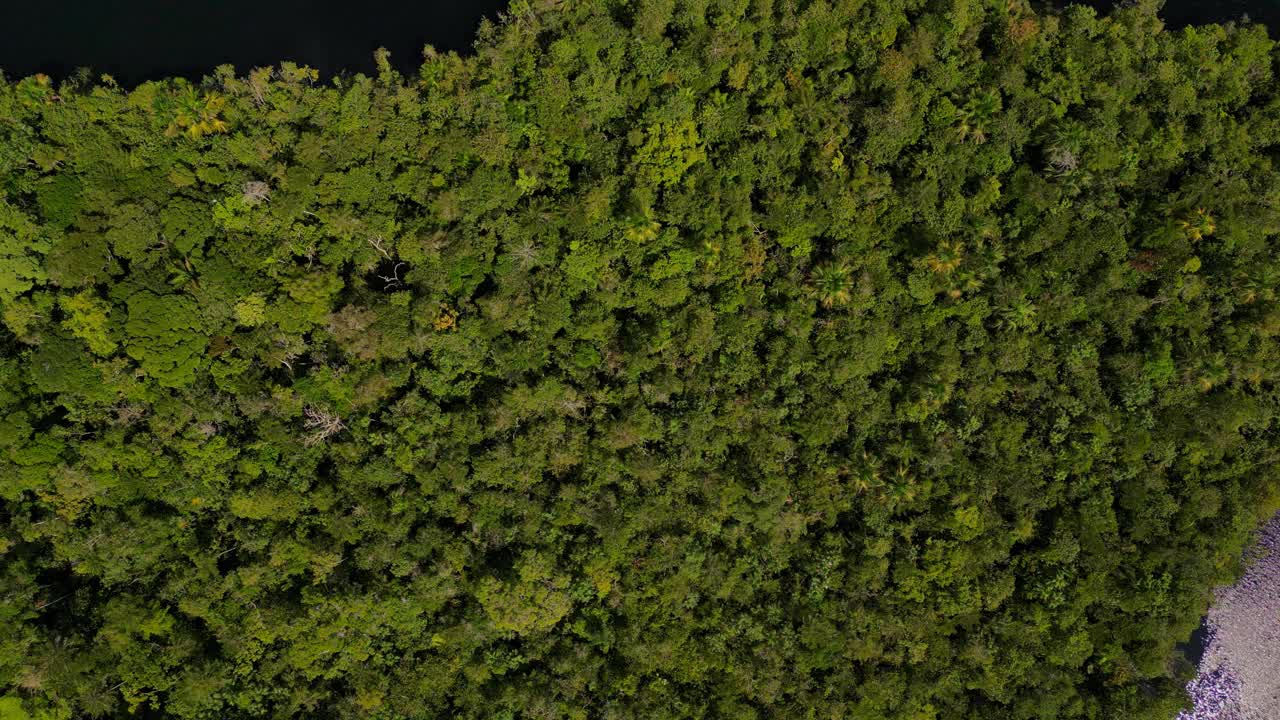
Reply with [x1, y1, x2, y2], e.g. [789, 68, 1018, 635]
[2, 0, 1280, 718]
[121, 292, 206, 388]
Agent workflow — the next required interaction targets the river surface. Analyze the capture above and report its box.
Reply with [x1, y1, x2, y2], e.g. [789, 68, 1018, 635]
[0, 0, 507, 86]
[0, 0, 1274, 86]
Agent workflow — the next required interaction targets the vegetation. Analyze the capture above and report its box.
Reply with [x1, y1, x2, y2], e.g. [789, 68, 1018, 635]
[3, 0, 1280, 717]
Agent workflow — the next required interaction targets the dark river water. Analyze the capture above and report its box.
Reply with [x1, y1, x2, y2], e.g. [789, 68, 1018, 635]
[0, 0, 1274, 87]
[0, 0, 508, 86]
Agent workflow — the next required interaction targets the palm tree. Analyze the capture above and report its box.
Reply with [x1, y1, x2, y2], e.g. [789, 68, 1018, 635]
[1196, 352, 1230, 392]
[622, 212, 661, 243]
[1179, 208, 1216, 241]
[925, 240, 965, 275]
[1237, 265, 1278, 305]
[948, 270, 985, 299]
[1000, 299, 1038, 330]
[955, 90, 1001, 145]
[849, 452, 883, 495]
[166, 88, 229, 140]
[884, 466, 918, 506]
[167, 256, 200, 291]
[810, 262, 853, 308]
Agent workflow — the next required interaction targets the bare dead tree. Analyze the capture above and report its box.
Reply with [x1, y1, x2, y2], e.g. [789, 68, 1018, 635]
[242, 181, 271, 205]
[512, 240, 541, 269]
[1046, 147, 1079, 175]
[302, 406, 346, 447]
[114, 404, 147, 426]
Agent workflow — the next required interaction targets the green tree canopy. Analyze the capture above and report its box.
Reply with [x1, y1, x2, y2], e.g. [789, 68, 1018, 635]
[2, 0, 1280, 718]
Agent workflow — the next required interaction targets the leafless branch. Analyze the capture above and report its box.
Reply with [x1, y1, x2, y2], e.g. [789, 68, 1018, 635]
[367, 235, 394, 260]
[302, 406, 346, 447]
[35, 592, 74, 611]
[378, 262, 405, 290]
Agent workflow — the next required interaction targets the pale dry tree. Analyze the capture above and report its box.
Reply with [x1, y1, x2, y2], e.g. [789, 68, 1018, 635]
[557, 395, 586, 419]
[114, 403, 147, 426]
[1046, 146, 1079, 175]
[302, 406, 346, 447]
[242, 181, 271, 205]
[244, 66, 276, 106]
[511, 239, 541, 269]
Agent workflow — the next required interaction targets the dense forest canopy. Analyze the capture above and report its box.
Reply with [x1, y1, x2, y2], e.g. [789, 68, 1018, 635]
[3, 0, 1280, 717]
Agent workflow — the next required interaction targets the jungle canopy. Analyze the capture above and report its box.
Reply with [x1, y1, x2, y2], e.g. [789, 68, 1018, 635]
[3, 0, 1280, 718]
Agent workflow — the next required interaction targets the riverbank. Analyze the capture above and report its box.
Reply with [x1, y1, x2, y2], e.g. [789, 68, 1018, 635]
[1178, 514, 1280, 719]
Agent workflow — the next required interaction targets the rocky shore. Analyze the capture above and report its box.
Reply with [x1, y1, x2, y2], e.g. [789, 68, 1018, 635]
[1178, 514, 1280, 719]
